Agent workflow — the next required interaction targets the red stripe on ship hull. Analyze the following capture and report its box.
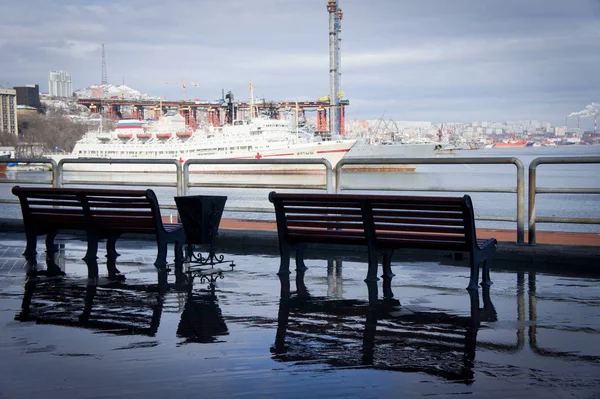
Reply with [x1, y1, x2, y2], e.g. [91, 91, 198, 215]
[316, 149, 350, 154]
[227, 149, 348, 160]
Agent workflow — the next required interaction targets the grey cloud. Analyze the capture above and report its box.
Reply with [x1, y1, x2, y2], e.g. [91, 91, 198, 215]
[1, 0, 599, 126]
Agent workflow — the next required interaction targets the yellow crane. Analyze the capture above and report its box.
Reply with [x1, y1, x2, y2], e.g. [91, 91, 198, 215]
[165, 79, 200, 101]
[318, 92, 344, 102]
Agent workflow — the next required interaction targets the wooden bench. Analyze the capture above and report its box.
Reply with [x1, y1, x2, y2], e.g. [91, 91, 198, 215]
[268, 192, 497, 290]
[12, 186, 186, 279]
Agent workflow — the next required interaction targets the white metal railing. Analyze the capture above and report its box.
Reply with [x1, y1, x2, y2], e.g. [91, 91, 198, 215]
[336, 157, 526, 244]
[3, 155, 600, 245]
[528, 156, 600, 245]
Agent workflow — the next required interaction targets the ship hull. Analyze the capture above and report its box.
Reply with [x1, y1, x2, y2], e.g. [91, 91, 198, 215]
[493, 140, 528, 148]
[341, 141, 437, 172]
[47, 140, 355, 174]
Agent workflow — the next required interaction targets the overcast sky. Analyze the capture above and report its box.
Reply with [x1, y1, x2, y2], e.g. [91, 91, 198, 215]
[1, 0, 599, 128]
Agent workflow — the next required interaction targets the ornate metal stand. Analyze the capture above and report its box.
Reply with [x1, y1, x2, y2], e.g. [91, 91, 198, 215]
[174, 195, 236, 291]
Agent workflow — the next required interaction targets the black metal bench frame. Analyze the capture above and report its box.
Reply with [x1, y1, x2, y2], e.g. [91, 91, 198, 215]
[12, 186, 186, 279]
[268, 192, 497, 290]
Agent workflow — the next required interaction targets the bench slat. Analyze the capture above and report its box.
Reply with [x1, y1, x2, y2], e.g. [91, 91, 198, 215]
[283, 206, 363, 216]
[288, 221, 364, 230]
[372, 210, 463, 219]
[373, 217, 466, 227]
[374, 224, 465, 234]
[287, 215, 363, 223]
[273, 193, 465, 204]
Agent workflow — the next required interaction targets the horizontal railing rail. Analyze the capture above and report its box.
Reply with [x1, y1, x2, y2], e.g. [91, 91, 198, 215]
[336, 157, 526, 245]
[528, 156, 600, 245]
[4, 155, 600, 246]
[182, 158, 334, 195]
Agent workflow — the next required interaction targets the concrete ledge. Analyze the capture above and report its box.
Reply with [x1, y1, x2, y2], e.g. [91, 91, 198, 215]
[2, 218, 598, 276]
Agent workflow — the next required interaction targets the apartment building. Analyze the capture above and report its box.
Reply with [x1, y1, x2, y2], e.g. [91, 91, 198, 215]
[0, 88, 18, 135]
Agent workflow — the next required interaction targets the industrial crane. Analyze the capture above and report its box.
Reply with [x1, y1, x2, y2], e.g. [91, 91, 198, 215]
[165, 79, 199, 101]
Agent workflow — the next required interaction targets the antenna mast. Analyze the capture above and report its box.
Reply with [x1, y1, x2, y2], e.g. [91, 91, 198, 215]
[101, 44, 108, 85]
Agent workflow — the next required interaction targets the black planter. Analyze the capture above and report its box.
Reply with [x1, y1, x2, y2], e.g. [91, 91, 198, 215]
[174, 195, 227, 246]
[174, 195, 234, 273]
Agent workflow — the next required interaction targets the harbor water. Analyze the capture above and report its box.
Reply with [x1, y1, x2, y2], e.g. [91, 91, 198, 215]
[1, 145, 599, 233]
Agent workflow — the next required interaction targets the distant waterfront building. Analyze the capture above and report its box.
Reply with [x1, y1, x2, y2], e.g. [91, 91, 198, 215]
[48, 70, 72, 98]
[0, 88, 18, 135]
[14, 84, 42, 110]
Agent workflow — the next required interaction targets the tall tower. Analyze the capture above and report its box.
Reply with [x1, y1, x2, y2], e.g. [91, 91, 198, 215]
[327, 0, 340, 137]
[101, 44, 108, 85]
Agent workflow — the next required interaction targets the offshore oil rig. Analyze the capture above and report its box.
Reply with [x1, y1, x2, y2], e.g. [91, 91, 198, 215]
[76, 0, 347, 138]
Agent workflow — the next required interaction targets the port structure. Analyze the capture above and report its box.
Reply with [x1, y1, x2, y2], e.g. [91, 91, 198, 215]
[77, 97, 349, 137]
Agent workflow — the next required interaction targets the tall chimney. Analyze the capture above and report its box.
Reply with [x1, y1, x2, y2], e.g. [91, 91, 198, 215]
[327, 0, 339, 137]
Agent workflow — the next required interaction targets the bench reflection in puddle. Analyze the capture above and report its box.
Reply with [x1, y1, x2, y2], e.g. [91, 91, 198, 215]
[15, 278, 166, 337]
[272, 270, 497, 384]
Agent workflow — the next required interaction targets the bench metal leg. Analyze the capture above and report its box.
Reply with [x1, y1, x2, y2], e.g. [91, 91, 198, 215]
[106, 234, 123, 279]
[83, 256, 99, 281]
[83, 234, 100, 280]
[154, 243, 168, 270]
[44, 233, 65, 276]
[382, 276, 399, 306]
[480, 258, 493, 287]
[277, 243, 291, 276]
[23, 231, 39, 269]
[365, 247, 379, 282]
[295, 244, 308, 272]
[467, 257, 480, 291]
[381, 250, 395, 278]
[295, 270, 309, 297]
[173, 241, 184, 272]
[365, 280, 379, 306]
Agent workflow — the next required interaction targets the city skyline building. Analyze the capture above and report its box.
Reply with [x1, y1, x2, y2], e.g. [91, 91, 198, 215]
[48, 70, 72, 98]
[14, 84, 41, 110]
[0, 88, 18, 135]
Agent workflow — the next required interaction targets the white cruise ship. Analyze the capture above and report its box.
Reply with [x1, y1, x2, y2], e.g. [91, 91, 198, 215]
[47, 113, 356, 174]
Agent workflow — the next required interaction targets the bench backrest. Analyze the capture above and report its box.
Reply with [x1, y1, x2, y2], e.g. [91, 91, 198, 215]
[268, 192, 478, 252]
[12, 186, 166, 235]
[363, 194, 476, 252]
[12, 186, 87, 233]
[269, 192, 367, 246]
[79, 188, 164, 235]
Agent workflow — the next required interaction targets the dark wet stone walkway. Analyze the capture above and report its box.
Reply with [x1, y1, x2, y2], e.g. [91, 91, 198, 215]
[0, 232, 599, 398]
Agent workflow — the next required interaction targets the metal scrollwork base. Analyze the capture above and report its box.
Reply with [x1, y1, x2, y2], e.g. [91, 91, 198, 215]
[191, 269, 224, 291]
[184, 244, 235, 270]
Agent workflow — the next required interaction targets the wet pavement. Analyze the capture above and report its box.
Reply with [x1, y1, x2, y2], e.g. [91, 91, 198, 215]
[0, 232, 599, 398]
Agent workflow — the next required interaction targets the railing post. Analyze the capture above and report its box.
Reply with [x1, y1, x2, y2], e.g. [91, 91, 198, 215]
[335, 159, 344, 193]
[515, 158, 525, 245]
[175, 160, 183, 197]
[182, 160, 190, 197]
[528, 159, 539, 245]
[53, 159, 63, 188]
[323, 158, 333, 193]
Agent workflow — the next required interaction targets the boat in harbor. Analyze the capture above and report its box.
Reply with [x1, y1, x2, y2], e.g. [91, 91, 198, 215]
[46, 113, 356, 174]
[493, 139, 528, 148]
[341, 139, 437, 171]
[0, 147, 15, 175]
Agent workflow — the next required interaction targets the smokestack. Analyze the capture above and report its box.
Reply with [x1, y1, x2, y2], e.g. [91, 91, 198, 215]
[327, 0, 339, 137]
[595, 114, 597, 134]
[337, 7, 343, 103]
